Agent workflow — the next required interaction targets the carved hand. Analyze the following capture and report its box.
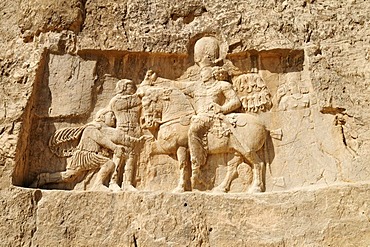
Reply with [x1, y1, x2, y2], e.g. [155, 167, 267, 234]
[208, 102, 222, 114]
[114, 145, 125, 157]
[139, 135, 153, 143]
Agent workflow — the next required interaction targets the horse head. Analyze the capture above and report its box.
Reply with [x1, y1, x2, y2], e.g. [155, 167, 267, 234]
[140, 87, 172, 131]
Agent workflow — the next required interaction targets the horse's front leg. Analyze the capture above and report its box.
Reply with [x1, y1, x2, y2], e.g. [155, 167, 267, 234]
[213, 153, 241, 193]
[172, 146, 189, 193]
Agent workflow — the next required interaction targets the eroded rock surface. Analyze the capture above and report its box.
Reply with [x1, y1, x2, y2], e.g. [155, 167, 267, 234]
[1, 184, 370, 246]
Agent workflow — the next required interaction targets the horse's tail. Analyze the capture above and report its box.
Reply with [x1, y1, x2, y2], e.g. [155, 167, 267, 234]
[262, 128, 282, 181]
[264, 132, 271, 176]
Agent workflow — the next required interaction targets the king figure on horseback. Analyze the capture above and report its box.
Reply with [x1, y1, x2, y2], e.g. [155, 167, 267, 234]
[180, 37, 242, 187]
[181, 66, 241, 187]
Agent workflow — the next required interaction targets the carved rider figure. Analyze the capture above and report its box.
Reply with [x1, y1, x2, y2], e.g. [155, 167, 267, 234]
[185, 66, 241, 186]
[182, 37, 241, 186]
[134, 37, 273, 193]
[31, 109, 125, 191]
[167, 37, 241, 187]
[108, 79, 142, 191]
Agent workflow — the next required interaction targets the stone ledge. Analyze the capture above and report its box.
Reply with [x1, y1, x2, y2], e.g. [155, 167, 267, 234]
[1, 182, 370, 246]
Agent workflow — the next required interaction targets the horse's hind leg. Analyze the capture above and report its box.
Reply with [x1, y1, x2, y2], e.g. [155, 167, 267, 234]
[173, 146, 189, 193]
[213, 153, 242, 193]
[246, 151, 265, 193]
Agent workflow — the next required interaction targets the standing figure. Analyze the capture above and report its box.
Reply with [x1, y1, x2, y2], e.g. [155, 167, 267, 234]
[31, 109, 125, 191]
[108, 79, 142, 191]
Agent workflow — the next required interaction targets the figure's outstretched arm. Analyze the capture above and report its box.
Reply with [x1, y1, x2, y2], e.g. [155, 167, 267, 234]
[172, 81, 195, 98]
[89, 127, 123, 155]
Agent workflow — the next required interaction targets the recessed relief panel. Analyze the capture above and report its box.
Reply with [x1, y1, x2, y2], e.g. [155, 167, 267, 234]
[15, 37, 348, 193]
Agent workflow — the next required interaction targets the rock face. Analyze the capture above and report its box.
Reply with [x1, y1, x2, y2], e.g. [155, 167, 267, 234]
[1, 184, 370, 247]
[1, 0, 370, 246]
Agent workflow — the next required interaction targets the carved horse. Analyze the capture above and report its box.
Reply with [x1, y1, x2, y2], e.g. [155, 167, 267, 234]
[140, 85, 270, 193]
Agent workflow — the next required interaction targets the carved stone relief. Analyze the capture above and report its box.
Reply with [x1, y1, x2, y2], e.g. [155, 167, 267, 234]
[13, 36, 351, 193]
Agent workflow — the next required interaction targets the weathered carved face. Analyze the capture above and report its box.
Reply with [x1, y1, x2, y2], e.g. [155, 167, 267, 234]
[125, 82, 136, 95]
[140, 91, 163, 130]
[103, 111, 116, 127]
[115, 79, 136, 95]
